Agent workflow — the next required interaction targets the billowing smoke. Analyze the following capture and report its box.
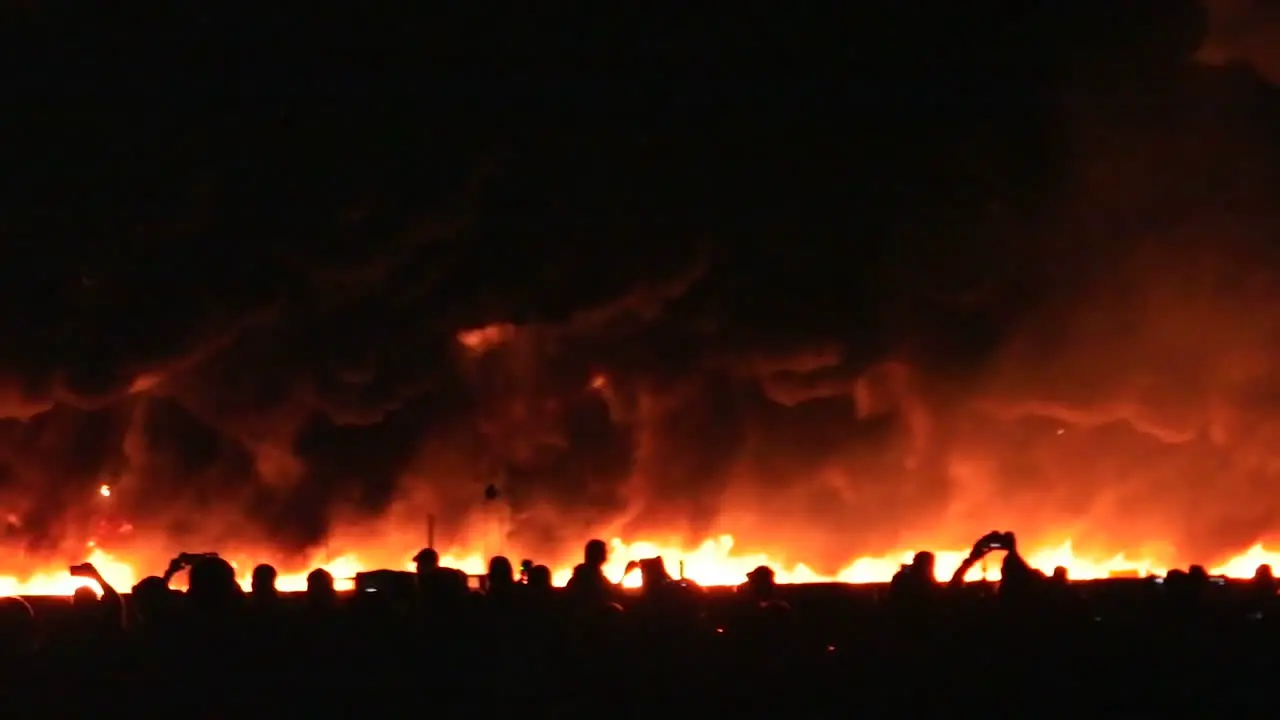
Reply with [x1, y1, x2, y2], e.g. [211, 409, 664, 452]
[1198, 0, 1280, 83]
[0, 2, 1278, 575]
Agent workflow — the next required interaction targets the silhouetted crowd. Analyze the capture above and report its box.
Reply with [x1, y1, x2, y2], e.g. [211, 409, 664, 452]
[2, 531, 1279, 716]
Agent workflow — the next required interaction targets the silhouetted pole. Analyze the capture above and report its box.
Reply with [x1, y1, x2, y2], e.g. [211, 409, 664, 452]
[427, 514, 436, 549]
[483, 484, 500, 563]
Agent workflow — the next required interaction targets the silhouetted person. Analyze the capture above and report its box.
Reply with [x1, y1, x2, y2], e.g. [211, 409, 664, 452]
[0, 597, 37, 688]
[415, 547, 440, 573]
[1188, 564, 1209, 586]
[994, 533, 1038, 593]
[1254, 563, 1275, 589]
[1163, 568, 1191, 613]
[1189, 565, 1211, 601]
[187, 555, 243, 617]
[0, 597, 35, 661]
[306, 568, 337, 611]
[68, 562, 124, 637]
[245, 563, 286, 649]
[949, 531, 1040, 605]
[632, 557, 670, 604]
[487, 556, 516, 606]
[514, 563, 554, 628]
[251, 564, 279, 606]
[1045, 565, 1084, 621]
[632, 556, 703, 632]
[71, 586, 98, 609]
[742, 565, 778, 604]
[1252, 564, 1277, 611]
[414, 547, 443, 604]
[736, 565, 790, 641]
[1161, 567, 1212, 624]
[728, 565, 794, 654]
[527, 564, 552, 596]
[161, 552, 203, 586]
[1187, 564, 1218, 615]
[131, 576, 180, 630]
[413, 547, 466, 611]
[890, 551, 940, 609]
[565, 538, 615, 607]
[635, 556, 672, 593]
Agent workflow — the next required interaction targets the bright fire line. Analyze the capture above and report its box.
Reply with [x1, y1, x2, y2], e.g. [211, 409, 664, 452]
[4, 535, 1280, 597]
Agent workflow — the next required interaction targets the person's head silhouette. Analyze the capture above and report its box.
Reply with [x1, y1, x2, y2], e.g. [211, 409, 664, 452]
[188, 556, 242, 614]
[413, 548, 440, 575]
[252, 564, 278, 598]
[306, 568, 336, 608]
[584, 539, 607, 568]
[72, 586, 99, 610]
[746, 565, 777, 600]
[910, 551, 936, 581]
[488, 556, 514, 590]
[528, 565, 552, 591]
[0, 597, 35, 653]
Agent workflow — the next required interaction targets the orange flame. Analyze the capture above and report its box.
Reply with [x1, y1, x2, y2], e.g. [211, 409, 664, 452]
[4, 534, 1277, 597]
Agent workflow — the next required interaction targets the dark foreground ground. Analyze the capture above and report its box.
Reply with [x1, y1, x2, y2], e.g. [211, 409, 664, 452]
[7, 577, 1274, 717]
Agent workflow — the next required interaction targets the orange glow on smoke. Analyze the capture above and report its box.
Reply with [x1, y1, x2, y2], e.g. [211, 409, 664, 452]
[4, 533, 1280, 597]
[128, 373, 160, 394]
[4, 328, 1274, 596]
[456, 323, 516, 355]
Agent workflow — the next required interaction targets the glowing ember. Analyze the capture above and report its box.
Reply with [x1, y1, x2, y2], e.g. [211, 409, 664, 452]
[3, 534, 1279, 597]
[456, 323, 515, 355]
[98, 484, 112, 498]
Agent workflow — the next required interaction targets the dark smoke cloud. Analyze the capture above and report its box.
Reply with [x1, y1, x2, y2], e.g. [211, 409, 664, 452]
[1198, 0, 1280, 84]
[1, 2, 1280, 573]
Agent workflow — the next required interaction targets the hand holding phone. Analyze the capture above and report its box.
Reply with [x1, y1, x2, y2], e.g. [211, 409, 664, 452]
[968, 531, 1006, 560]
